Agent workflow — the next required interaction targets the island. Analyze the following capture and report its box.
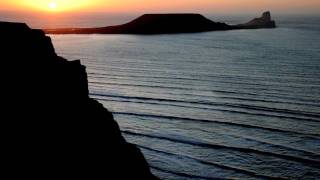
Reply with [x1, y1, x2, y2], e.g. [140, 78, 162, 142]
[44, 11, 276, 34]
[0, 21, 158, 179]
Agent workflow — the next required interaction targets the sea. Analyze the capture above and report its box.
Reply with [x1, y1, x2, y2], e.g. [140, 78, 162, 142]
[2, 13, 320, 179]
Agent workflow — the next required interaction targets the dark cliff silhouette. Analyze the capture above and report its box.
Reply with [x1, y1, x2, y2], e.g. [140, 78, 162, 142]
[44, 11, 276, 34]
[234, 11, 276, 29]
[0, 22, 158, 179]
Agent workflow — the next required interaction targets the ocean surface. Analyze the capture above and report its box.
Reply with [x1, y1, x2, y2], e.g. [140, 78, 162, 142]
[14, 14, 320, 179]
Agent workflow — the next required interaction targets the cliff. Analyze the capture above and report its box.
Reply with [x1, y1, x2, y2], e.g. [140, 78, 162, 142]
[0, 21, 158, 179]
[233, 11, 276, 29]
[44, 12, 276, 34]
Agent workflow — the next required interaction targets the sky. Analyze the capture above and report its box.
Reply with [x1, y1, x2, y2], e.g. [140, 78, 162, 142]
[1, 0, 320, 14]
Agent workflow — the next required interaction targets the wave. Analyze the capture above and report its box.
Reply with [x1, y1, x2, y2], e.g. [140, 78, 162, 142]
[94, 97, 320, 127]
[116, 111, 320, 137]
[123, 130, 320, 168]
[150, 165, 223, 180]
[87, 65, 320, 85]
[88, 78, 320, 106]
[88, 80, 320, 103]
[88, 72, 320, 92]
[114, 111, 320, 137]
[87, 70, 320, 87]
[117, 111, 320, 160]
[140, 145, 289, 180]
[91, 93, 320, 122]
[86, 66, 319, 92]
[88, 80, 320, 108]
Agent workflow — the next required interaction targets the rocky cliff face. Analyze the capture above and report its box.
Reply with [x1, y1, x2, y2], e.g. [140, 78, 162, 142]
[234, 11, 276, 29]
[0, 21, 158, 179]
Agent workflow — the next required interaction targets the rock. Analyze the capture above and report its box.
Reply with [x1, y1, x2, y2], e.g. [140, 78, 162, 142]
[234, 11, 276, 29]
[261, 11, 272, 21]
[0, 21, 158, 179]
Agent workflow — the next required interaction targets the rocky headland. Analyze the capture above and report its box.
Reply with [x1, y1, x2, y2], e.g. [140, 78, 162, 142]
[233, 11, 276, 29]
[44, 11, 276, 34]
[0, 21, 158, 179]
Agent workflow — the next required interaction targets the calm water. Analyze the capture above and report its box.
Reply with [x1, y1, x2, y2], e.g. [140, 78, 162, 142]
[47, 16, 320, 179]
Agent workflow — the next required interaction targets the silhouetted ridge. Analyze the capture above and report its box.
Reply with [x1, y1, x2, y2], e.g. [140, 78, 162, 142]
[44, 12, 277, 34]
[234, 11, 276, 29]
[119, 14, 231, 34]
[0, 22, 158, 179]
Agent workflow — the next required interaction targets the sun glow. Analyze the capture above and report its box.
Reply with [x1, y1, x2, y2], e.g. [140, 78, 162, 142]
[19, 0, 94, 12]
[48, 2, 57, 10]
[1, 0, 319, 14]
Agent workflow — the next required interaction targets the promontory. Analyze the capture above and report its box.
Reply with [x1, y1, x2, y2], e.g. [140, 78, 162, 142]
[44, 11, 276, 34]
[0, 21, 158, 179]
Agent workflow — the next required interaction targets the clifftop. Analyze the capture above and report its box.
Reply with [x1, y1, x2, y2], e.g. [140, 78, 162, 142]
[0, 21, 157, 179]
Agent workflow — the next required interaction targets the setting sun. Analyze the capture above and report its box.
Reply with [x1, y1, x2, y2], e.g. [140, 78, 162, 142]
[48, 2, 57, 10]
[13, 0, 94, 12]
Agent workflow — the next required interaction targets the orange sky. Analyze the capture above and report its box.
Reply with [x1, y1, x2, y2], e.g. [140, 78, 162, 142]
[1, 0, 320, 14]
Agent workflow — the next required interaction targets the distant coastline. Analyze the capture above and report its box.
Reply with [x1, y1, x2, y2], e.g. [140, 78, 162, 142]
[44, 11, 276, 34]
